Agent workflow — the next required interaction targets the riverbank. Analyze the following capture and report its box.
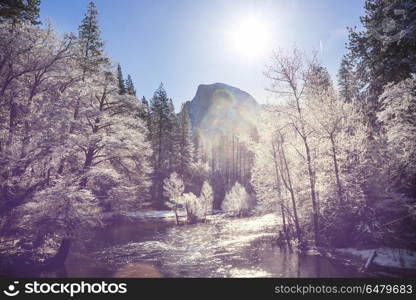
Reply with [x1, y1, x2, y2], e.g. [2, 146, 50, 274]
[104, 209, 226, 224]
[328, 248, 416, 277]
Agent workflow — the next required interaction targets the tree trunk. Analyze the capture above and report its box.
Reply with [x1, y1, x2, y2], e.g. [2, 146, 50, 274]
[279, 141, 302, 244]
[271, 139, 290, 246]
[45, 238, 71, 269]
[302, 137, 320, 246]
[280, 202, 291, 246]
[330, 135, 343, 205]
[174, 205, 180, 225]
[80, 147, 95, 188]
[7, 101, 17, 146]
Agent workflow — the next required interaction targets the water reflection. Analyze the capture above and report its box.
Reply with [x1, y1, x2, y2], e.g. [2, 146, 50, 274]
[62, 214, 360, 278]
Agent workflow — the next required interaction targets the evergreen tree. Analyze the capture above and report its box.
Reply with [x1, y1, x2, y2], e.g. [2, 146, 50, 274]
[149, 83, 175, 208]
[138, 96, 149, 120]
[126, 74, 136, 96]
[175, 105, 194, 179]
[346, 0, 416, 125]
[116, 64, 126, 95]
[168, 99, 180, 173]
[138, 96, 151, 138]
[78, 1, 108, 75]
[142, 96, 149, 106]
[305, 63, 332, 94]
[0, 0, 41, 25]
[338, 56, 358, 102]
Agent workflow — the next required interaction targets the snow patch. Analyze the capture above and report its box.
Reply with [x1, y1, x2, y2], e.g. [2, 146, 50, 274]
[336, 248, 416, 269]
[229, 268, 271, 278]
[124, 210, 187, 219]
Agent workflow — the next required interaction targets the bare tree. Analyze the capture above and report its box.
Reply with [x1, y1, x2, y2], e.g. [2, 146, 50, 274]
[265, 47, 320, 246]
[274, 131, 303, 245]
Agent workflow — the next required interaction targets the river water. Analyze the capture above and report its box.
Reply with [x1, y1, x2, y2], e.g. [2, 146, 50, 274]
[62, 213, 360, 278]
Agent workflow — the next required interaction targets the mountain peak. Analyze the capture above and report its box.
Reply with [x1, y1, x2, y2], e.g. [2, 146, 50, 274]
[194, 83, 257, 104]
[184, 83, 258, 135]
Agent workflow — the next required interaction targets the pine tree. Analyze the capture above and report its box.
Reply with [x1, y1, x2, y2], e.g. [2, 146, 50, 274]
[116, 64, 126, 95]
[170, 110, 181, 172]
[338, 56, 357, 102]
[305, 63, 332, 95]
[0, 0, 41, 25]
[126, 74, 136, 96]
[346, 0, 416, 125]
[175, 105, 194, 179]
[140, 96, 149, 117]
[137, 96, 148, 120]
[138, 96, 152, 144]
[142, 96, 149, 106]
[78, 1, 108, 75]
[149, 83, 175, 208]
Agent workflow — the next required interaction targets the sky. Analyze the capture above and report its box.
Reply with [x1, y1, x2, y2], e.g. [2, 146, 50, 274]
[39, 0, 365, 108]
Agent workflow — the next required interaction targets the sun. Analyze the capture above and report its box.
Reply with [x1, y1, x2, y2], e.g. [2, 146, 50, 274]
[228, 16, 270, 60]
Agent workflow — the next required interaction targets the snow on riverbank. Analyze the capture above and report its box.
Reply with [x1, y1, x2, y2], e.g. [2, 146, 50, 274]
[125, 210, 186, 219]
[119, 209, 226, 221]
[102, 209, 187, 221]
[335, 248, 416, 269]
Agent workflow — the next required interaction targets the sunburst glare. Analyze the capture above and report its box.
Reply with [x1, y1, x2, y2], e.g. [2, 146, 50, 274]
[228, 15, 270, 60]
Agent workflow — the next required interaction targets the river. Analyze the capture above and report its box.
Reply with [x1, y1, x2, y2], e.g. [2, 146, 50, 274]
[51, 213, 362, 278]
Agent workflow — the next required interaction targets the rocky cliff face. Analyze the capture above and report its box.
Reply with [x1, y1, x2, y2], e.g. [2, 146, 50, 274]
[183, 83, 258, 135]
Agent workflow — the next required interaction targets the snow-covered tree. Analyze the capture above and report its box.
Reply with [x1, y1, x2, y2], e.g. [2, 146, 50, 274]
[16, 175, 103, 244]
[163, 172, 184, 224]
[183, 192, 205, 224]
[200, 181, 214, 214]
[0, 9, 153, 266]
[0, 21, 78, 218]
[265, 47, 321, 246]
[174, 105, 194, 180]
[250, 109, 302, 244]
[125, 74, 136, 96]
[306, 74, 347, 204]
[377, 79, 416, 193]
[337, 56, 362, 103]
[221, 182, 251, 217]
[137, 96, 150, 128]
[116, 64, 126, 95]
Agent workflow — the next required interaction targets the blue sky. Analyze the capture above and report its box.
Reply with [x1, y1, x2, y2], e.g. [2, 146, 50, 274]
[40, 0, 365, 108]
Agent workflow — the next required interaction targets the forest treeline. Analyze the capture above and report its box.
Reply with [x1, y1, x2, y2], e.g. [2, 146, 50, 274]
[0, 0, 415, 269]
